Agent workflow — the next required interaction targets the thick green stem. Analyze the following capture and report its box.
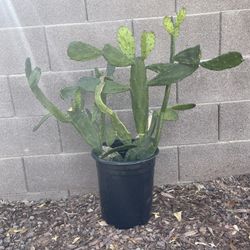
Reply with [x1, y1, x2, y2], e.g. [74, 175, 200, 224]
[155, 24, 176, 145]
[100, 93, 106, 143]
[99, 63, 115, 144]
[130, 57, 148, 136]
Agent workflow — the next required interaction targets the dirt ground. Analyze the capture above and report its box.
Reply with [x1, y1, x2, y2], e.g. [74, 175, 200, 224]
[0, 174, 249, 249]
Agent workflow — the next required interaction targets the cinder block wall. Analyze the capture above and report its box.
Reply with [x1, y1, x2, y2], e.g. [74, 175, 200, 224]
[1, 0, 250, 200]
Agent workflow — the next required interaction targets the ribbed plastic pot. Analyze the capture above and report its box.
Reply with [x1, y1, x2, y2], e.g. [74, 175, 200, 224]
[91, 150, 158, 229]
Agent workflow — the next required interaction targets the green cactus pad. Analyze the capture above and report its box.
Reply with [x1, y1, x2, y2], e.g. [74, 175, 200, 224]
[147, 63, 198, 86]
[67, 41, 102, 61]
[103, 44, 133, 67]
[146, 63, 170, 73]
[25, 58, 32, 79]
[60, 86, 80, 100]
[163, 16, 175, 36]
[130, 57, 148, 135]
[78, 77, 130, 94]
[104, 124, 117, 146]
[25, 59, 70, 123]
[72, 89, 83, 111]
[61, 77, 130, 98]
[174, 45, 201, 65]
[176, 8, 186, 27]
[68, 110, 101, 150]
[200, 52, 243, 71]
[161, 108, 178, 121]
[141, 31, 156, 59]
[117, 26, 135, 59]
[95, 78, 131, 142]
[171, 103, 196, 111]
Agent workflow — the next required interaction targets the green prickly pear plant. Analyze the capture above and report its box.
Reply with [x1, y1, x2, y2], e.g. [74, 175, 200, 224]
[25, 7, 243, 162]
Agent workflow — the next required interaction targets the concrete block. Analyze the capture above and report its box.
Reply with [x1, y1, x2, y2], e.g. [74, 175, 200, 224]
[24, 153, 97, 192]
[178, 58, 250, 103]
[9, 70, 92, 116]
[133, 17, 171, 64]
[179, 141, 250, 182]
[149, 84, 176, 108]
[86, 0, 175, 21]
[222, 10, 250, 56]
[0, 158, 26, 195]
[155, 147, 178, 185]
[220, 101, 250, 141]
[0, 27, 49, 75]
[160, 104, 218, 146]
[46, 21, 131, 71]
[59, 123, 91, 153]
[0, 190, 69, 201]
[0, 77, 14, 117]
[0, 117, 61, 157]
[106, 68, 132, 110]
[24, 149, 178, 196]
[177, 0, 250, 14]
[0, 0, 86, 28]
[176, 13, 220, 59]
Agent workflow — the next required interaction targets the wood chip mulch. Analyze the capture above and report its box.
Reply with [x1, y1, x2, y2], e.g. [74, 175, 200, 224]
[0, 174, 249, 250]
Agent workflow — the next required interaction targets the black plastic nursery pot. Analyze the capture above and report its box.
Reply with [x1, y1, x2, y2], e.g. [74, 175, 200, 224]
[92, 149, 159, 229]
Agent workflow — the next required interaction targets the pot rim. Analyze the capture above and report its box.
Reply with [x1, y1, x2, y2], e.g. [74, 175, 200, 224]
[91, 148, 159, 166]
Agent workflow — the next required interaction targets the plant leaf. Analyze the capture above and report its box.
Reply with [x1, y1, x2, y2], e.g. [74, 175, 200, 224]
[60, 86, 79, 100]
[78, 77, 100, 92]
[163, 16, 175, 36]
[25, 58, 32, 79]
[94, 68, 103, 78]
[72, 237, 81, 244]
[147, 63, 171, 73]
[33, 113, 52, 132]
[95, 77, 132, 142]
[103, 80, 130, 94]
[174, 45, 201, 66]
[106, 63, 116, 77]
[77, 76, 129, 94]
[103, 44, 133, 67]
[67, 41, 102, 61]
[174, 8, 187, 37]
[125, 136, 156, 161]
[200, 52, 243, 71]
[25, 61, 70, 123]
[173, 211, 182, 222]
[72, 88, 83, 111]
[161, 109, 178, 121]
[68, 110, 101, 151]
[148, 64, 198, 86]
[117, 26, 135, 59]
[141, 31, 155, 59]
[176, 8, 186, 27]
[105, 124, 117, 146]
[171, 103, 196, 111]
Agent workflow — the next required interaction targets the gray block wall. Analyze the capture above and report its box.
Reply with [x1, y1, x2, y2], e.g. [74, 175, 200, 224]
[1, 0, 250, 200]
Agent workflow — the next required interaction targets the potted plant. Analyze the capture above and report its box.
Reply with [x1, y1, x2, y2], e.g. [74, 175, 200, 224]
[25, 8, 243, 229]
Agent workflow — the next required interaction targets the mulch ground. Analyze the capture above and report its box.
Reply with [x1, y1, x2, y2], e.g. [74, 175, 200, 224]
[0, 174, 249, 250]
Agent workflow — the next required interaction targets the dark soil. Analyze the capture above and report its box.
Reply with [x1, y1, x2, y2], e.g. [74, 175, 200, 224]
[0, 174, 249, 250]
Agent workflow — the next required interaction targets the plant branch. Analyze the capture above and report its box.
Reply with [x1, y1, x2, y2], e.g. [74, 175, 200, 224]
[155, 18, 176, 145]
